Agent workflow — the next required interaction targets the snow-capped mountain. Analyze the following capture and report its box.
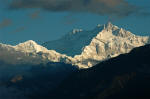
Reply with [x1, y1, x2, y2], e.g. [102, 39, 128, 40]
[0, 40, 74, 65]
[73, 23, 150, 67]
[43, 22, 150, 68]
[0, 22, 149, 68]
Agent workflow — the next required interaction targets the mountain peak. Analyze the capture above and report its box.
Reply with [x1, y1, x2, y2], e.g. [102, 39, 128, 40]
[103, 22, 119, 31]
[106, 21, 113, 27]
[23, 40, 37, 45]
[15, 40, 48, 53]
[17, 40, 39, 47]
[97, 22, 133, 38]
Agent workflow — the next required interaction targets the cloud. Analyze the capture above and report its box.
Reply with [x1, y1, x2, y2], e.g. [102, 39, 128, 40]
[29, 10, 40, 19]
[0, 19, 12, 29]
[8, 0, 142, 18]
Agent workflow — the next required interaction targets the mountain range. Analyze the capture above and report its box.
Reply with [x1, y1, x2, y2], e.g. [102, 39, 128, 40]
[43, 22, 150, 68]
[0, 22, 150, 99]
[0, 22, 149, 68]
[4, 41, 150, 99]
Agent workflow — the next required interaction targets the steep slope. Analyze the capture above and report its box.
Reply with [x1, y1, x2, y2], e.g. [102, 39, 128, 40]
[51, 44, 150, 99]
[43, 22, 150, 68]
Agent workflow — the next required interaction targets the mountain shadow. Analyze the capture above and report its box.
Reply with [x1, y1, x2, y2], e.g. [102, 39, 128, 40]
[0, 61, 78, 99]
[42, 26, 104, 57]
[49, 44, 150, 99]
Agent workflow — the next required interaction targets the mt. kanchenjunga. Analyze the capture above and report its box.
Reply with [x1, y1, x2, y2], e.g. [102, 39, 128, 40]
[43, 22, 150, 68]
[0, 22, 149, 68]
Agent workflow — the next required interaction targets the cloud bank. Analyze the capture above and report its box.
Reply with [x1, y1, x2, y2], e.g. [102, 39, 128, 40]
[9, 0, 140, 17]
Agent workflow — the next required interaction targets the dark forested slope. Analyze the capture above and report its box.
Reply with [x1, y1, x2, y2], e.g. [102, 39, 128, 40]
[53, 44, 150, 99]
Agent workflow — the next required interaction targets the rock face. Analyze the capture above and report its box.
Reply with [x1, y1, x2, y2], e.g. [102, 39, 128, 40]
[0, 22, 149, 68]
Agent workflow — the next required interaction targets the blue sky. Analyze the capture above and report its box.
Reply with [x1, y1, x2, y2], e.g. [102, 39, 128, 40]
[0, 0, 150, 45]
